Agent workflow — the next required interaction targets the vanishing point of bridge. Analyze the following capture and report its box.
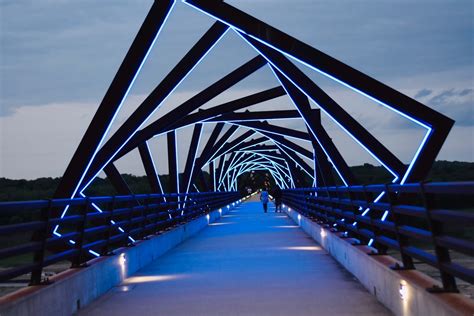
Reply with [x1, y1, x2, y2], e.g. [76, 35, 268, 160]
[0, 1, 473, 315]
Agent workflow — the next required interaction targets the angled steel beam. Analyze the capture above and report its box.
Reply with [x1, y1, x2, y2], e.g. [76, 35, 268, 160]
[238, 144, 278, 152]
[243, 36, 405, 179]
[208, 125, 240, 159]
[113, 58, 270, 161]
[209, 160, 215, 191]
[275, 73, 356, 185]
[103, 163, 134, 196]
[233, 121, 311, 141]
[167, 131, 179, 194]
[225, 138, 269, 153]
[210, 130, 256, 162]
[167, 87, 285, 130]
[206, 109, 303, 122]
[214, 155, 226, 191]
[218, 153, 236, 188]
[275, 143, 313, 179]
[80, 22, 230, 192]
[55, 0, 175, 200]
[278, 151, 304, 187]
[237, 150, 286, 163]
[308, 130, 336, 187]
[255, 130, 313, 160]
[181, 123, 203, 193]
[138, 142, 165, 195]
[197, 170, 209, 192]
[188, 123, 225, 190]
[183, 0, 453, 181]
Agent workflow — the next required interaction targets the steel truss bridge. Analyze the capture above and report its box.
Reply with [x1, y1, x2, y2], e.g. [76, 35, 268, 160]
[0, 1, 472, 313]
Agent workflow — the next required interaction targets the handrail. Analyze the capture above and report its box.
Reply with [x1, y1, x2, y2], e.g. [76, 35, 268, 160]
[282, 181, 474, 293]
[0, 191, 240, 285]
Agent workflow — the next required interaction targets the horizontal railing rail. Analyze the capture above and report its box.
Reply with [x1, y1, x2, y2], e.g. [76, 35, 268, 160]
[0, 191, 240, 285]
[282, 182, 474, 293]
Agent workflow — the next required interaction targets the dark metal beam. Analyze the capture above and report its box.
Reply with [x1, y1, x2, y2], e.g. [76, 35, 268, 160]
[245, 37, 406, 178]
[113, 58, 270, 162]
[55, 0, 175, 200]
[206, 109, 304, 122]
[181, 123, 203, 193]
[233, 121, 311, 141]
[185, 0, 452, 123]
[185, 0, 454, 182]
[167, 131, 179, 194]
[210, 130, 256, 162]
[275, 73, 356, 185]
[209, 160, 215, 191]
[103, 163, 133, 196]
[188, 123, 225, 191]
[138, 142, 164, 194]
[80, 22, 229, 191]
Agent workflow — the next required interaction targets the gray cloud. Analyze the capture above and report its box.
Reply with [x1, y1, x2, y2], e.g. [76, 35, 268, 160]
[428, 89, 473, 126]
[414, 89, 433, 99]
[1, 0, 473, 178]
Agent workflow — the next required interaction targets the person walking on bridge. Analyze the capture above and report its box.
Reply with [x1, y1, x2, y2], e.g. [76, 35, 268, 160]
[272, 186, 282, 212]
[260, 188, 269, 213]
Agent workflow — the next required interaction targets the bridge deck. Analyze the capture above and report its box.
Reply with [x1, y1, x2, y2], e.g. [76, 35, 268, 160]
[79, 202, 390, 316]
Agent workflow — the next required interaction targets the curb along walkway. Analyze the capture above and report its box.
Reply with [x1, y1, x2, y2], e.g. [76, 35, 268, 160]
[79, 202, 390, 316]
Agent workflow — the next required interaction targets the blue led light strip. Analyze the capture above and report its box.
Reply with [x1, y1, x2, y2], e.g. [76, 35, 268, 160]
[78, 27, 230, 197]
[54, 1, 178, 236]
[182, 0, 433, 188]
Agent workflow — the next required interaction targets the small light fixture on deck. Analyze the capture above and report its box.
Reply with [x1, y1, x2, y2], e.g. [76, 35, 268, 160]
[320, 229, 327, 238]
[399, 280, 408, 300]
[206, 214, 210, 222]
[218, 208, 222, 214]
[119, 253, 126, 265]
[119, 253, 127, 279]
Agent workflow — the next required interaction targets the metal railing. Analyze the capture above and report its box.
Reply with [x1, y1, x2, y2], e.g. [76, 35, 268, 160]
[0, 191, 239, 285]
[282, 182, 474, 292]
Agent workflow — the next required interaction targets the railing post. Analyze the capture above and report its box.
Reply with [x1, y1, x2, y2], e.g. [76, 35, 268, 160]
[102, 196, 116, 256]
[71, 198, 89, 268]
[420, 183, 458, 293]
[30, 199, 53, 285]
[126, 195, 136, 246]
[385, 184, 415, 270]
[366, 186, 387, 255]
[138, 195, 147, 240]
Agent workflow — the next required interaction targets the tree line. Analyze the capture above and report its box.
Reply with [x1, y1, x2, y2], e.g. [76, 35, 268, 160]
[1, 161, 473, 202]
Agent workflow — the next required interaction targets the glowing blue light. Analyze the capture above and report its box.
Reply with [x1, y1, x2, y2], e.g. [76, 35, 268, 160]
[238, 33, 396, 185]
[183, 0, 434, 188]
[145, 141, 167, 200]
[79, 26, 230, 195]
[400, 128, 432, 184]
[207, 126, 240, 162]
[70, 0, 177, 202]
[89, 250, 101, 257]
[55, 2, 178, 236]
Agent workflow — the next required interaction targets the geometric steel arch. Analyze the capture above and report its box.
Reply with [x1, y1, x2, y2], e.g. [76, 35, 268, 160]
[53, 0, 454, 238]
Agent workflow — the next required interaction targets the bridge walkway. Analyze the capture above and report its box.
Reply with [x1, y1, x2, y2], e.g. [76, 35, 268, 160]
[79, 201, 390, 316]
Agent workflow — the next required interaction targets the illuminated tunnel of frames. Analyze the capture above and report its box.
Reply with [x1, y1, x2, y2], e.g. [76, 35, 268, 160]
[53, 1, 453, 247]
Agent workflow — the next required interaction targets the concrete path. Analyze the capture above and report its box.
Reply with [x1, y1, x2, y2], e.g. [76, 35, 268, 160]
[79, 202, 390, 316]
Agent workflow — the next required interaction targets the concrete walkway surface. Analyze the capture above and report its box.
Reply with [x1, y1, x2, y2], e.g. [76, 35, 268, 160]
[78, 202, 390, 316]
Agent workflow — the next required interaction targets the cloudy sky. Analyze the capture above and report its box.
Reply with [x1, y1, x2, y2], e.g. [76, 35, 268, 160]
[0, 0, 472, 180]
